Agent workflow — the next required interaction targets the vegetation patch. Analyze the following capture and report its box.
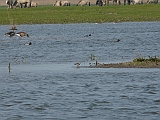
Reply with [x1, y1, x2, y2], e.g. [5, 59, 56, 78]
[133, 56, 160, 62]
[0, 4, 160, 25]
[89, 56, 160, 68]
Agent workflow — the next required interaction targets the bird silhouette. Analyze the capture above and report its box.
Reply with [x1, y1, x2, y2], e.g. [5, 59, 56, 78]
[5, 31, 15, 37]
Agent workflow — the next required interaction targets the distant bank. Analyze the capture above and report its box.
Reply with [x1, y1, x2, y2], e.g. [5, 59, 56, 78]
[1, 0, 152, 6]
[0, 0, 96, 6]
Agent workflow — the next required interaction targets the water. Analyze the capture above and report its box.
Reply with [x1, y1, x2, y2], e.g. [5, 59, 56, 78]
[0, 22, 160, 120]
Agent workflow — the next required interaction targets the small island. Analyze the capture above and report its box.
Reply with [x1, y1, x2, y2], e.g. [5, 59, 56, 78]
[89, 56, 160, 68]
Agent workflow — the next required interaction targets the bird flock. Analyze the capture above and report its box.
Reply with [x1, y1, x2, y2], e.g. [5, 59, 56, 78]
[5, 24, 121, 68]
[5, 25, 32, 45]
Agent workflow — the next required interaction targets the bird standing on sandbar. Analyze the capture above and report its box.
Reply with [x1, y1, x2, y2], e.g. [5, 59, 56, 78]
[5, 31, 15, 37]
[16, 32, 29, 37]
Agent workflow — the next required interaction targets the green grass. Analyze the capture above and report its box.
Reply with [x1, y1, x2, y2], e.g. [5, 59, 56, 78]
[133, 56, 160, 62]
[0, 4, 160, 25]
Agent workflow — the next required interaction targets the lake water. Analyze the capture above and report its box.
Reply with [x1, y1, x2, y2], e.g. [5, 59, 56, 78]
[0, 22, 160, 120]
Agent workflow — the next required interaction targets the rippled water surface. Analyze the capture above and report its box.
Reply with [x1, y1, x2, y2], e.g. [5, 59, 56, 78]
[0, 22, 160, 120]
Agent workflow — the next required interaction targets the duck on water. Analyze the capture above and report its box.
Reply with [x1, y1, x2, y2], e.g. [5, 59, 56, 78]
[25, 42, 32, 45]
[5, 24, 29, 38]
[5, 31, 15, 37]
[5, 25, 17, 37]
[16, 32, 29, 37]
[5, 31, 29, 38]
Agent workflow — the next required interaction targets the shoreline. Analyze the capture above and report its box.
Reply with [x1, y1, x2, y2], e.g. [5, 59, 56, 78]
[88, 61, 160, 68]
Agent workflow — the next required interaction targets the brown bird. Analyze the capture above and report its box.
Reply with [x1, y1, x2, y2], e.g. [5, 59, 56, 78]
[74, 62, 81, 67]
[16, 32, 29, 37]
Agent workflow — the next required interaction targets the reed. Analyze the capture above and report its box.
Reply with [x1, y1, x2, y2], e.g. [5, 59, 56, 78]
[0, 4, 160, 25]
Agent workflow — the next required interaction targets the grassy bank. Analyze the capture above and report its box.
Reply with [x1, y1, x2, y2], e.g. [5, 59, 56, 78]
[0, 4, 160, 25]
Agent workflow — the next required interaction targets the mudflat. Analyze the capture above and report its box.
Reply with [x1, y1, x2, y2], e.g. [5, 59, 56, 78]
[90, 61, 160, 68]
[89, 57, 160, 68]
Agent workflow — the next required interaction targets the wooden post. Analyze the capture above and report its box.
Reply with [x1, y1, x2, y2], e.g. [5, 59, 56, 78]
[8, 63, 11, 73]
